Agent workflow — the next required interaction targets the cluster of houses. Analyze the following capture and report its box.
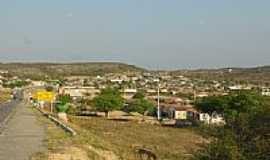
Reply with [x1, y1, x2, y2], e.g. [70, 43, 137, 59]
[0, 69, 269, 125]
[25, 72, 243, 125]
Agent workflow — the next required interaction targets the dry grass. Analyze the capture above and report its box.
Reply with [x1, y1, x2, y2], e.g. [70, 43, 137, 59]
[0, 89, 11, 103]
[69, 116, 203, 160]
[31, 108, 203, 160]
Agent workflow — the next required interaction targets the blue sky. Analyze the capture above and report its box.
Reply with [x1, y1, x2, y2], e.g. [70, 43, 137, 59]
[1, 0, 270, 69]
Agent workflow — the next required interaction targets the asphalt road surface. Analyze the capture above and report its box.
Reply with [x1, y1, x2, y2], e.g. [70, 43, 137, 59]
[0, 102, 46, 160]
[0, 100, 18, 129]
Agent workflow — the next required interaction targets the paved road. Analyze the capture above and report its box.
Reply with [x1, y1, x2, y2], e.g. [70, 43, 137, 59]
[0, 100, 18, 128]
[0, 103, 46, 160]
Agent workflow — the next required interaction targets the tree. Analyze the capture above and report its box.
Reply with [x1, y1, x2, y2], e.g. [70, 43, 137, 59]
[124, 92, 156, 116]
[125, 98, 155, 115]
[223, 91, 264, 126]
[92, 88, 124, 118]
[58, 95, 71, 105]
[193, 91, 270, 160]
[56, 95, 71, 113]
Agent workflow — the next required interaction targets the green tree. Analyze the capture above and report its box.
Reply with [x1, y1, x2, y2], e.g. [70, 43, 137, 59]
[124, 92, 156, 116]
[92, 87, 124, 118]
[56, 95, 72, 113]
[223, 91, 264, 126]
[193, 91, 270, 160]
[58, 95, 71, 105]
[125, 98, 155, 115]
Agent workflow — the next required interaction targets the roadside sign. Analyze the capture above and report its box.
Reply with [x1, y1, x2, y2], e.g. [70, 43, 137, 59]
[33, 91, 55, 102]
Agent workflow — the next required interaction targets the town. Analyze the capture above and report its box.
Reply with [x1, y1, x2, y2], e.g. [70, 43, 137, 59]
[0, 63, 269, 159]
[1, 1, 270, 159]
[1, 65, 269, 125]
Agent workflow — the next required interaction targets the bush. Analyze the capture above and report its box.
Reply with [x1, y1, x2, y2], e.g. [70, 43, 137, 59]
[56, 104, 69, 113]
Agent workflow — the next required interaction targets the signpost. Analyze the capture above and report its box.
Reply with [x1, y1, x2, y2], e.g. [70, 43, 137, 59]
[34, 91, 55, 102]
[33, 91, 55, 112]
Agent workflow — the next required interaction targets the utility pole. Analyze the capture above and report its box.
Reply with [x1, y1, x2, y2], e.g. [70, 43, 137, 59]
[157, 81, 161, 121]
[154, 77, 161, 121]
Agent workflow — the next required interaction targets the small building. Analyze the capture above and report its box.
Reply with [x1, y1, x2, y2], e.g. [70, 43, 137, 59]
[199, 113, 211, 124]
[0, 70, 8, 74]
[161, 103, 198, 121]
[69, 89, 83, 100]
[31, 81, 46, 87]
[196, 92, 209, 98]
[262, 87, 270, 96]
[110, 79, 123, 84]
[59, 86, 100, 99]
[146, 89, 157, 94]
[122, 89, 137, 99]
[199, 112, 225, 125]
[174, 108, 198, 120]
[160, 89, 168, 93]
[228, 85, 252, 91]
[166, 105, 199, 127]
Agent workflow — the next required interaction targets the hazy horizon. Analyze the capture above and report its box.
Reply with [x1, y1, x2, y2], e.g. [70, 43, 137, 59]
[1, 0, 270, 69]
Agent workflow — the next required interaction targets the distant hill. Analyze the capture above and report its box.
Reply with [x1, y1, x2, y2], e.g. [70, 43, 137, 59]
[0, 62, 145, 80]
[172, 65, 270, 85]
[0, 62, 269, 85]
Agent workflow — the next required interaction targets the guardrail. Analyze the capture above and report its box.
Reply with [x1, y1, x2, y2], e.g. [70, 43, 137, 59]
[36, 107, 77, 136]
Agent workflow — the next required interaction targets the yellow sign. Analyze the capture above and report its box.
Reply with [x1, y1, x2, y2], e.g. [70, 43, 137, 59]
[34, 91, 55, 102]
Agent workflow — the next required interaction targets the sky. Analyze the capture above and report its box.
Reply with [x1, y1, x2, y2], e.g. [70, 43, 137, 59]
[0, 0, 270, 69]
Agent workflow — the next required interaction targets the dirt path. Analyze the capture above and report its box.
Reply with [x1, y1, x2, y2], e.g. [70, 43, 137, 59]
[0, 103, 46, 160]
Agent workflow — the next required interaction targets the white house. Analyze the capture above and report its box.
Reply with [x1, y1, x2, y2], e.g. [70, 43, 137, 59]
[262, 88, 270, 96]
[228, 85, 252, 91]
[199, 113, 225, 125]
[32, 81, 46, 87]
[110, 79, 123, 84]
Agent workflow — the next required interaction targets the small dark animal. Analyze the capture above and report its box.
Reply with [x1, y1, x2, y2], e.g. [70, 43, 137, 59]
[135, 147, 157, 160]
